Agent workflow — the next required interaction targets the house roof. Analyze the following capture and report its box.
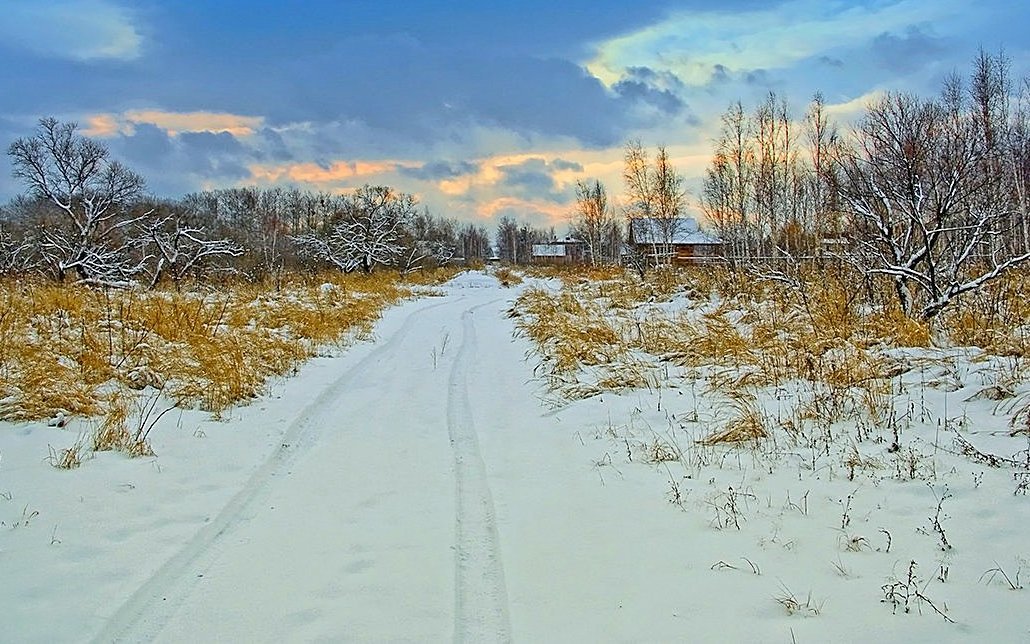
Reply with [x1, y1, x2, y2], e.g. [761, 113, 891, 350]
[532, 244, 566, 257]
[630, 217, 721, 245]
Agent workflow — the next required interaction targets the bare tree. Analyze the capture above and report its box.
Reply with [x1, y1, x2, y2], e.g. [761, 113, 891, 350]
[700, 101, 755, 260]
[836, 91, 1030, 321]
[804, 92, 842, 242]
[458, 222, 492, 262]
[397, 209, 457, 272]
[293, 185, 415, 274]
[570, 180, 619, 264]
[138, 201, 243, 289]
[653, 146, 688, 246]
[495, 215, 520, 264]
[0, 226, 32, 275]
[623, 141, 687, 265]
[7, 118, 148, 284]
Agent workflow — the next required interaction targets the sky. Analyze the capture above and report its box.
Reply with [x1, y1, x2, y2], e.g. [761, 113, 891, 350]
[1, 0, 1028, 230]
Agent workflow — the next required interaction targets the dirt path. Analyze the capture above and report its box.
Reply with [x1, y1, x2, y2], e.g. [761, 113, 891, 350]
[94, 289, 513, 642]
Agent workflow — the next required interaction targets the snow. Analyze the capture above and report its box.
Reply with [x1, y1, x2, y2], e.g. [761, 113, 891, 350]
[2, 270, 1029, 642]
[630, 217, 721, 245]
[531, 244, 566, 257]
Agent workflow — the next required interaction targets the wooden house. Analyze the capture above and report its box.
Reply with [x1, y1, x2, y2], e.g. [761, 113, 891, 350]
[531, 236, 587, 264]
[627, 217, 722, 264]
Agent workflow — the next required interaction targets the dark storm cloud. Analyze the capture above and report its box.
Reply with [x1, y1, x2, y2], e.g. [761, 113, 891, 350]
[0, 23, 651, 161]
[110, 35, 635, 149]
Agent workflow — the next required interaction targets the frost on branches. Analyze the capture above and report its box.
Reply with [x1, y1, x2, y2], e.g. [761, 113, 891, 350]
[837, 92, 1030, 320]
[139, 211, 243, 289]
[293, 185, 426, 274]
[0, 226, 33, 276]
[7, 118, 150, 286]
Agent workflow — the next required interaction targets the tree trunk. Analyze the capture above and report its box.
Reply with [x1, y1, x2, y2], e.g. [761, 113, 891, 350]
[894, 276, 914, 318]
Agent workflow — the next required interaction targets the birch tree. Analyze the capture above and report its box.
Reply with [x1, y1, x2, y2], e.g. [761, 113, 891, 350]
[570, 180, 619, 264]
[623, 141, 687, 265]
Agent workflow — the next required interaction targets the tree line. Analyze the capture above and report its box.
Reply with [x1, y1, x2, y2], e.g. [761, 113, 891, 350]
[552, 48, 1030, 321]
[1, 118, 493, 287]
[3, 48, 1028, 320]
[695, 49, 1030, 319]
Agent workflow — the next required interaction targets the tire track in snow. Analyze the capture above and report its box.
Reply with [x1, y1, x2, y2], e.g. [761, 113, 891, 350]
[93, 299, 451, 644]
[449, 303, 512, 643]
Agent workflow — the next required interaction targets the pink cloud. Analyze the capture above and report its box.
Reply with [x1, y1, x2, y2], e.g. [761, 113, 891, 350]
[81, 109, 265, 137]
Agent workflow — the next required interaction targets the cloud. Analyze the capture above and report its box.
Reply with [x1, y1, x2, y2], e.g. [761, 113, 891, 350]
[475, 196, 569, 227]
[871, 26, 949, 72]
[497, 159, 566, 203]
[744, 69, 773, 86]
[823, 89, 887, 121]
[435, 154, 589, 200]
[249, 128, 294, 163]
[551, 159, 584, 172]
[117, 123, 173, 160]
[125, 110, 264, 136]
[104, 124, 253, 196]
[247, 160, 406, 186]
[84, 109, 266, 137]
[400, 160, 480, 181]
[245, 36, 639, 148]
[82, 114, 132, 137]
[0, 0, 142, 61]
[585, 0, 963, 88]
[711, 64, 732, 84]
[609, 66, 683, 115]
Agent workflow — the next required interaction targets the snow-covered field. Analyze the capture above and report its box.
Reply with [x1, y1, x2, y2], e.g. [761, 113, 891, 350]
[2, 270, 1029, 642]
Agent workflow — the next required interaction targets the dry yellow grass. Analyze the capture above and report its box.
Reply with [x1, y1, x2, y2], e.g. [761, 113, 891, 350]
[0, 269, 446, 423]
[494, 266, 523, 287]
[511, 263, 1024, 424]
[700, 396, 769, 445]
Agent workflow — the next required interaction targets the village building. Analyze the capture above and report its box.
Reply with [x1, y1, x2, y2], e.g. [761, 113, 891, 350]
[531, 236, 587, 264]
[627, 217, 723, 264]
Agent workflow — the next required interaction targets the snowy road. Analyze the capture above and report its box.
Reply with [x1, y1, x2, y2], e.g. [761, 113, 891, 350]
[0, 272, 808, 643]
[75, 276, 700, 642]
[0, 274, 849, 643]
[94, 282, 511, 641]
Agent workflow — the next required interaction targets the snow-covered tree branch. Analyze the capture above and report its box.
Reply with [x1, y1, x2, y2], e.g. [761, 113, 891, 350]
[292, 185, 417, 274]
[7, 118, 148, 285]
[836, 88, 1030, 321]
[140, 213, 243, 289]
[0, 226, 34, 275]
